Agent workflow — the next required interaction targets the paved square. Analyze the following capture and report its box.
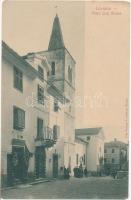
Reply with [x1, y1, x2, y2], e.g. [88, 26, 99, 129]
[1, 177, 128, 199]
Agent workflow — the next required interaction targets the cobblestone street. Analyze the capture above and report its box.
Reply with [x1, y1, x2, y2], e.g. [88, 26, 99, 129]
[1, 176, 128, 199]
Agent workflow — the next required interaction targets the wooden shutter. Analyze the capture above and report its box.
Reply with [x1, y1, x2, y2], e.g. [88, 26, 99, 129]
[37, 118, 43, 139]
[13, 107, 25, 130]
[14, 67, 23, 92]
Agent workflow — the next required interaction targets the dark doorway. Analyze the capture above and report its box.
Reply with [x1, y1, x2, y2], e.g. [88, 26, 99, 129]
[7, 154, 14, 186]
[35, 147, 46, 178]
[12, 146, 25, 181]
[53, 154, 58, 178]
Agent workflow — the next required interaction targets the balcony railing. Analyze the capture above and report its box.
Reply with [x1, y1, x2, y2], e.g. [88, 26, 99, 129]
[47, 75, 70, 104]
[35, 127, 57, 148]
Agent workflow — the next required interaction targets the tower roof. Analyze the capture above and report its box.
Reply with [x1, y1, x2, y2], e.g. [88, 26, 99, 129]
[48, 14, 65, 51]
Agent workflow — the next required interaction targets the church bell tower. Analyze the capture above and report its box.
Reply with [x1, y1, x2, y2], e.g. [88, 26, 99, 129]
[42, 14, 75, 106]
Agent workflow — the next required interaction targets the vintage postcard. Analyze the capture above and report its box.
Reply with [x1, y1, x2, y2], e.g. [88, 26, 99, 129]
[1, 0, 130, 199]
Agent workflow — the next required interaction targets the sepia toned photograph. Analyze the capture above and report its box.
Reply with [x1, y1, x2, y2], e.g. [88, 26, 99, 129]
[1, 0, 130, 199]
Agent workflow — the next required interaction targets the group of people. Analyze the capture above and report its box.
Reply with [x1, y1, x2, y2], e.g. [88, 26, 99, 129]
[73, 165, 88, 178]
[63, 165, 88, 179]
[63, 165, 118, 180]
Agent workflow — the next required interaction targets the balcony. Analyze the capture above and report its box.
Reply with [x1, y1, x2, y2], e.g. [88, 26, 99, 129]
[47, 75, 70, 104]
[35, 127, 57, 148]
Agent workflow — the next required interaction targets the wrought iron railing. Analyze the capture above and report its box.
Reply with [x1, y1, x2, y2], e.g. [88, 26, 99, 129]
[35, 126, 57, 148]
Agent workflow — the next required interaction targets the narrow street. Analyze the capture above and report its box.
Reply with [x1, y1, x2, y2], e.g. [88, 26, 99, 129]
[1, 176, 128, 199]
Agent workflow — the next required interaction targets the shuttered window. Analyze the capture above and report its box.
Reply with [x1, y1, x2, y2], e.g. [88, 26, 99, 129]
[38, 85, 44, 105]
[53, 125, 60, 140]
[38, 66, 44, 81]
[13, 106, 25, 130]
[37, 118, 43, 139]
[14, 67, 23, 92]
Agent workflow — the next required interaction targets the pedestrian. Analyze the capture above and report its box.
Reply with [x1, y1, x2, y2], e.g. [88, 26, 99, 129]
[64, 166, 67, 179]
[73, 167, 77, 177]
[60, 167, 64, 179]
[111, 168, 117, 179]
[84, 167, 88, 177]
[66, 168, 70, 179]
[79, 164, 83, 178]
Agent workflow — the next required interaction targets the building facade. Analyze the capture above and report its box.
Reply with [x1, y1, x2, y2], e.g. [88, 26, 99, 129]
[1, 15, 76, 186]
[104, 138, 128, 174]
[75, 127, 105, 174]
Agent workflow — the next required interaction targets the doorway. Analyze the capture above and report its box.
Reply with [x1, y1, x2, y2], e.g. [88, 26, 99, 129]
[53, 154, 58, 178]
[35, 146, 46, 178]
[10, 146, 26, 181]
[7, 154, 14, 186]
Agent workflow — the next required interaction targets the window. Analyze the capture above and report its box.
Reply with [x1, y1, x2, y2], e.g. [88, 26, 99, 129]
[87, 136, 90, 141]
[112, 158, 115, 163]
[13, 106, 25, 131]
[14, 67, 23, 92]
[37, 118, 43, 139]
[51, 62, 55, 75]
[38, 85, 44, 105]
[38, 66, 44, 81]
[54, 99, 59, 112]
[83, 154, 86, 165]
[68, 65, 72, 83]
[104, 149, 107, 153]
[53, 125, 60, 140]
[104, 158, 107, 163]
[112, 149, 115, 153]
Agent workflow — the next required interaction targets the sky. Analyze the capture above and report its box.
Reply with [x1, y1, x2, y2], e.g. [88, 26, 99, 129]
[2, 0, 129, 142]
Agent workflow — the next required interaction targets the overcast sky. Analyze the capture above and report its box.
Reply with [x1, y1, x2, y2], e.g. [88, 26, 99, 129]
[2, 1, 129, 142]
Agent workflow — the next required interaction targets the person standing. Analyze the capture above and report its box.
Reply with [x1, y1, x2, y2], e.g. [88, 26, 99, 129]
[84, 167, 88, 177]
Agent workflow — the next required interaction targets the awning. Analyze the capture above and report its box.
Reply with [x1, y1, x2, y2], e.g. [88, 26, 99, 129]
[12, 138, 25, 146]
[12, 139, 33, 157]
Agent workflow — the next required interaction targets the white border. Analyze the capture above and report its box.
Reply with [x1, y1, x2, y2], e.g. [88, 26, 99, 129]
[0, 1, 130, 200]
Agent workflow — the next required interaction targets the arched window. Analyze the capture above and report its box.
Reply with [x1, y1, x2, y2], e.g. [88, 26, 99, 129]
[68, 65, 72, 83]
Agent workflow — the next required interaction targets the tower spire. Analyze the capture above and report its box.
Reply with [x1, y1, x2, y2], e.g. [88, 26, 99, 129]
[48, 15, 65, 51]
